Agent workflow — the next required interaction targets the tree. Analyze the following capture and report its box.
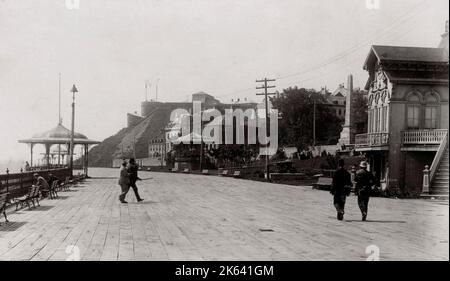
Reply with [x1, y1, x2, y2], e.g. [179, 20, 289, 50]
[271, 87, 342, 151]
[352, 90, 368, 134]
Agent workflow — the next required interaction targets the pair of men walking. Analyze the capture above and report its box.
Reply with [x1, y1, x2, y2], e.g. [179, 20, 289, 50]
[118, 158, 143, 203]
[331, 159, 374, 221]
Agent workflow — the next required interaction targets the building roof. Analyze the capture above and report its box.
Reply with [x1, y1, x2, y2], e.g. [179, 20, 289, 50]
[364, 45, 449, 69]
[331, 86, 348, 97]
[173, 132, 215, 144]
[384, 69, 449, 84]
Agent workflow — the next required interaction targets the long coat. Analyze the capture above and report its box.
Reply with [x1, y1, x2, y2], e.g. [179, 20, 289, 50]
[118, 166, 130, 186]
[331, 168, 352, 196]
[354, 168, 375, 196]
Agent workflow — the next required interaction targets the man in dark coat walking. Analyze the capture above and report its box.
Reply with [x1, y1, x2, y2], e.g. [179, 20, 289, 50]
[354, 161, 375, 221]
[127, 158, 143, 202]
[118, 160, 130, 203]
[331, 159, 352, 220]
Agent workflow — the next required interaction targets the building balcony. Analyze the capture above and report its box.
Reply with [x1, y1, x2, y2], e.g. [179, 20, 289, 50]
[356, 129, 448, 152]
[355, 133, 390, 151]
[402, 129, 448, 144]
[401, 129, 448, 151]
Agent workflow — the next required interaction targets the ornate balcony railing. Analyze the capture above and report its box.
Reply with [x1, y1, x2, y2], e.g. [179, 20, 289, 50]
[402, 129, 448, 145]
[355, 133, 390, 147]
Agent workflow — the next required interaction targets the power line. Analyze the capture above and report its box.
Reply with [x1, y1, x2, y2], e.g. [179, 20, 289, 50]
[216, 0, 431, 99]
[287, 17, 426, 89]
[275, 0, 430, 80]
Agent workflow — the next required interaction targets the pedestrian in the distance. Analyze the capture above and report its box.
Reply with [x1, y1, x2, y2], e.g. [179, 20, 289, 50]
[25, 161, 31, 171]
[118, 161, 130, 203]
[127, 158, 143, 202]
[354, 161, 375, 221]
[331, 159, 352, 221]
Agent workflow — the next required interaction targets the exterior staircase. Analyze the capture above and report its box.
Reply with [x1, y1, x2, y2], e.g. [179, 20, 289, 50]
[430, 147, 449, 198]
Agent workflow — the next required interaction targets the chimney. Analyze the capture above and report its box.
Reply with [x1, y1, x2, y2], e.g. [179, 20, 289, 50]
[439, 20, 449, 57]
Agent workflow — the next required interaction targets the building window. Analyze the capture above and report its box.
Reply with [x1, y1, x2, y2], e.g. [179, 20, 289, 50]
[382, 106, 388, 132]
[375, 107, 381, 132]
[407, 105, 420, 129]
[424, 106, 438, 129]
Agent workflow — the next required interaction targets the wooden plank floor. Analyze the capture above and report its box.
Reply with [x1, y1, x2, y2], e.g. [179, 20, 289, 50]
[0, 168, 448, 261]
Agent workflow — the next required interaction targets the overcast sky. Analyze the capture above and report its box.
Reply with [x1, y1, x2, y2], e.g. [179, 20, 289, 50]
[0, 0, 448, 163]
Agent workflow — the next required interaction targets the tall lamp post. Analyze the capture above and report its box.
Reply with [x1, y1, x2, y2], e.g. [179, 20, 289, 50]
[69, 84, 78, 176]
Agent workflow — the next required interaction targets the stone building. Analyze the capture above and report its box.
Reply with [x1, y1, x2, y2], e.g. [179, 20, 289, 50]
[324, 85, 347, 120]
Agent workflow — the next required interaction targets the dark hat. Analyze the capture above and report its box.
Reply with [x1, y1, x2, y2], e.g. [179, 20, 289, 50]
[129, 158, 135, 163]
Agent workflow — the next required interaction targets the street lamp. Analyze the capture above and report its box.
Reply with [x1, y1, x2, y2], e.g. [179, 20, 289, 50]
[69, 84, 78, 176]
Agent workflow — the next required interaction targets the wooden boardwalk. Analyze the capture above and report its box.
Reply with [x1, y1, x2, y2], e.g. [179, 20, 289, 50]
[0, 168, 448, 261]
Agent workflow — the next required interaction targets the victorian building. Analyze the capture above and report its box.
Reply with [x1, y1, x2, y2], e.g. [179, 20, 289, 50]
[355, 22, 449, 197]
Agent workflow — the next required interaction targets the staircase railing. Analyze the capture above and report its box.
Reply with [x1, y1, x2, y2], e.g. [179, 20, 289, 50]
[430, 130, 448, 184]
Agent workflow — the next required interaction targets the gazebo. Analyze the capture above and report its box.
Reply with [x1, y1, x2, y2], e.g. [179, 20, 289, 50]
[18, 123, 100, 175]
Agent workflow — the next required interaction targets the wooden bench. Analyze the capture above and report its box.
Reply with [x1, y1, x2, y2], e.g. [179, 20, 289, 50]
[74, 173, 86, 183]
[171, 168, 179, 172]
[313, 177, 333, 190]
[233, 171, 242, 178]
[48, 181, 59, 199]
[0, 193, 9, 225]
[202, 169, 209, 175]
[221, 170, 229, 176]
[59, 176, 70, 192]
[14, 185, 40, 210]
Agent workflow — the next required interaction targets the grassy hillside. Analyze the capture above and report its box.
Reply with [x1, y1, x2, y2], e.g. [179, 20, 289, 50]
[88, 103, 190, 167]
[88, 127, 131, 167]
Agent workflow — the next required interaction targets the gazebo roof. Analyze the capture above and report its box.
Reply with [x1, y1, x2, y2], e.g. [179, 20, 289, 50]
[18, 123, 100, 145]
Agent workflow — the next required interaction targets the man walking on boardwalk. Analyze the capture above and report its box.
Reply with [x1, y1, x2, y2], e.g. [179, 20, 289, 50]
[127, 158, 144, 202]
[354, 161, 375, 221]
[330, 159, 352, 221]
[118, 160, 130, 203]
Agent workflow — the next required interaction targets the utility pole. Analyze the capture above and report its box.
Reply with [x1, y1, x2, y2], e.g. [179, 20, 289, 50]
[69, 84, 78, 177]
[156, 78, 160, 101]
[198, 104, 203, 171]
[313, 98, 316, 147]
[133, 134, 136, 159]
[58, 73, 62, 166]
[256, 78, 276, 182]
[309, 93, 317, 147]
[145, 80, 150, 101]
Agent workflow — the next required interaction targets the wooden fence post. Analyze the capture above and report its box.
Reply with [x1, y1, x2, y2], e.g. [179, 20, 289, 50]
[422, 165, 430, 194]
